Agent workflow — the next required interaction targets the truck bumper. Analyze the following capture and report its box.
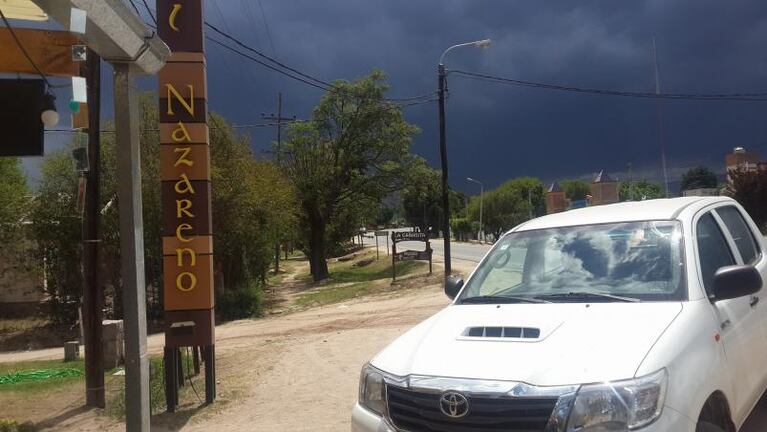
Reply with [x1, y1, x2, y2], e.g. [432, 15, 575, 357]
[351, 403, 395, 432]
[351, 402, 696, 432]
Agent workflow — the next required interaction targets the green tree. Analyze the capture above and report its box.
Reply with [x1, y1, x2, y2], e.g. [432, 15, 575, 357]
[681, 166, 718, 191]
[727, 169, 767, 233]
[0, 158, 29, 246]
[282, 71, 418, 281]
[467, 177, 544, 240]
[620, 180, 664, 201]
[29, 151, 83, 323]
[31, 93, 294, 323]
[401, 157, 442, 234]
[560, 179, 590, 201]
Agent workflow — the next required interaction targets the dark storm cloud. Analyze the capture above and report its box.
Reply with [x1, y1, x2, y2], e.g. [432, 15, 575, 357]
[40, 0, 765, 191]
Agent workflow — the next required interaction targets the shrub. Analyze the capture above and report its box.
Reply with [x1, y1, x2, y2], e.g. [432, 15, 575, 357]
[216, 281, 263, 321]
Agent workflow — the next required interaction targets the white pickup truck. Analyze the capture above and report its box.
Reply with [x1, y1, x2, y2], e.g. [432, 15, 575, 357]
[353, 197, 766, 432]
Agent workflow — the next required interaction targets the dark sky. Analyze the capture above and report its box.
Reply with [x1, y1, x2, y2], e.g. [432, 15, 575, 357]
[29, 0, 767, 192]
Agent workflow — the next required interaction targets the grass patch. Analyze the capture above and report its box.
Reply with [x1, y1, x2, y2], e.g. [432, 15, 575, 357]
[295, 252, 429, 308]
[295, 282, 372, 308]
[0, 359, 84, 393]
[108, 351, 205, 419]
[0, 318, 49, 333]
[332, 259, 425, 283]
[0, 419, 35, 432]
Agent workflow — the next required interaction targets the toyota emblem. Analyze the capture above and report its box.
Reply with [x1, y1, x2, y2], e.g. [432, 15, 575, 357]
[439, 391, 469, 418]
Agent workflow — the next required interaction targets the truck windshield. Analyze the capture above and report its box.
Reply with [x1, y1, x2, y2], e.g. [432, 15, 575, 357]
[458, 220, 686, 303]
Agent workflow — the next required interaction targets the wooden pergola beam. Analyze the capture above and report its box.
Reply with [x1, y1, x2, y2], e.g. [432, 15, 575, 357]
[0, 28, 80, 77]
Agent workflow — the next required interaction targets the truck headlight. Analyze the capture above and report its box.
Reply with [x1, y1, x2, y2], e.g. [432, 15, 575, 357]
[359, 363, 386, 416]
[567, 369, 668, 431]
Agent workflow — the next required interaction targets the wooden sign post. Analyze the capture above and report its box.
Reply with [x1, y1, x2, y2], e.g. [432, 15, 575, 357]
[157, 0, 215, 410]
[391, 231, 433, 281]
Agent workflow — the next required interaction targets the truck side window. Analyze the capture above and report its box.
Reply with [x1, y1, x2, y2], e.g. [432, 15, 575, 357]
[696, 213, 735, 296]
[717, 206, 760, 264]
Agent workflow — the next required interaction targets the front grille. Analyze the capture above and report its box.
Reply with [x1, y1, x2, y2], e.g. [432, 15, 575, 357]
[386, 385, 557, 432]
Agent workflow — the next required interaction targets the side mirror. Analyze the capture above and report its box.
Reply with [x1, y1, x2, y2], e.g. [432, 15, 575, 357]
[713, 265, 763, 301]
[445, 276, 464, 300]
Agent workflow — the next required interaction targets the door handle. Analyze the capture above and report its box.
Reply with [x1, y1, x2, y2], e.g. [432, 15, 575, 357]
[750, 296, 760, 308]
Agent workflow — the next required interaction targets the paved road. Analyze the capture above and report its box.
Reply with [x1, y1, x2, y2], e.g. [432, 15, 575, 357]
[362, 229, 491, 264]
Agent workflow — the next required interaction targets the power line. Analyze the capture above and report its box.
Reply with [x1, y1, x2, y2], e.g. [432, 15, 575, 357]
[257, 0, 277, 59]
[205, 21, 333, 89]
[127, 0, 142, 17]
[206, 36, 331, 91]
[0, 8, 52, 89]
[45, 122, 297, 134]
[140, 0, 157, 25]
[240, 0, 263, 50]
[131, 3, 433, 104]
[450, 70, 767, 102]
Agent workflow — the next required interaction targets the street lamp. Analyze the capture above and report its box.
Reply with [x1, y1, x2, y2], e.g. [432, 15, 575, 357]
[467, 177, 483, 243]
[438, 38, 491, 275]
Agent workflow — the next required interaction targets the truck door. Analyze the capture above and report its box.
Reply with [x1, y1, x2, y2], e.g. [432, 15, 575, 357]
[714, 205, 767, 409]
[696, 210, 767, 423]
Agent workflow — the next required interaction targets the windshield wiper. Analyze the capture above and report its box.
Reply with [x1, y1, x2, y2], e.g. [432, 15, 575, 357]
[534, 292, 641, 303]
[459, 295, 550, 304]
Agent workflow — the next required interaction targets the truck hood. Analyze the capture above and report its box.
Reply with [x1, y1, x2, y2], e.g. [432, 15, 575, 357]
[371, 302, 683, 386]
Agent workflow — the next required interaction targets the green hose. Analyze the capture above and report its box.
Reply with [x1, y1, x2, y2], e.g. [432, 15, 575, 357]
[0, 368, 83, 385]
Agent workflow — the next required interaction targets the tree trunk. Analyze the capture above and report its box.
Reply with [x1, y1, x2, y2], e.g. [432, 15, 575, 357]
[308, 215, 329, 281]
[274, 242, 280, 273]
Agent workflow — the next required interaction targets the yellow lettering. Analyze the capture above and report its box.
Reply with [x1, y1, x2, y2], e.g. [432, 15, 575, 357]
[169, 4, 182, 32]
[175, 223, 193, 242]
[171, 121, 192, 143]
[176, 248, 197, 267]
[176, 272, 197, 292]
[174, 147, 194, 167]
[175, 174, 196, 195]
[165, 84, 194, 116]
[176, 199, 194, 218]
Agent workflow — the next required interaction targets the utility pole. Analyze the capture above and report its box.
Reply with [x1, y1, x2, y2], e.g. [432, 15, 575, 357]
[628, 162, 635, 200]
[83, 48, 104, 408]
[652, 37, 670, 198]
[437, 64, 452, 275]
[261, 92, 297, 162]
[437, 39, 490, 274]
[262, 92, 297, 274]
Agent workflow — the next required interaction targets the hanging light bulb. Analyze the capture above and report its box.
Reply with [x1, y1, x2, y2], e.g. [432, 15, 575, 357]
[41, 92, 59, 128]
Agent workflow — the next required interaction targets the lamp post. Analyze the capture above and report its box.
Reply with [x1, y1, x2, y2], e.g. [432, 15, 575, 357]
[467, 177, 484, 243]
[438, 38, 491, 275]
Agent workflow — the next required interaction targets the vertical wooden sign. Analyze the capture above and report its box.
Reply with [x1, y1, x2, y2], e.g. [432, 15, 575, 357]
[157, 0, 215, 408]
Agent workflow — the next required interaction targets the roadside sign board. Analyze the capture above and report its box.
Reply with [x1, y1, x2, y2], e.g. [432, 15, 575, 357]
[395, 250, 431, 261]
[391, 231, 432, 280]
[157, 0, 215, 408]
[392, 231, 428, 242]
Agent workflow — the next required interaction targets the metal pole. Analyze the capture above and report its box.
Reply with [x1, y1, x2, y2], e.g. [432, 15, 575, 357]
[652, 37, 670, 198]
[113, 62, 150, 432]
[274, 92, 282, 274]
[438, 63, 451, 275]
[83, 48, 105, 408]
[479, 183, 483, 242]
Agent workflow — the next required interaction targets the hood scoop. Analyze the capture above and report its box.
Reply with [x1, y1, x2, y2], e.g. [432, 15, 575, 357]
[461, 326, 541, 340]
